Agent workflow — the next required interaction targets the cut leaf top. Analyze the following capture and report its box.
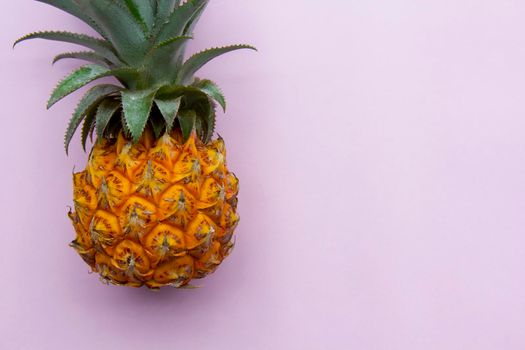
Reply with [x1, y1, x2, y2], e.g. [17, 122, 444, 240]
[16, 0, 256, 152]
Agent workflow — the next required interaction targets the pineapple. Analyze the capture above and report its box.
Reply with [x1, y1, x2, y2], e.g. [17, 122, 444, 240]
[15, 0, 254, 289]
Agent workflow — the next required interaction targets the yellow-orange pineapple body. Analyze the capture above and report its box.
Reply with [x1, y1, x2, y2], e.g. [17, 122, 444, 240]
[69, 131, 239, 288]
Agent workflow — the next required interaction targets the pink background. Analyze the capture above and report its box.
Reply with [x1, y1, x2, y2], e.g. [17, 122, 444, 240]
[2, 1, 525, 349]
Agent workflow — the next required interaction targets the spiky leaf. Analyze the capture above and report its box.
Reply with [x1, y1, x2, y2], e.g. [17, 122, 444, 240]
[96, 99, 121, 139]
[195, 99, 216, 143]
[121, 112, 132, 137]
[47, 64, 112, 108]
[156, 85, 192, 99]
[53, 51, 110, 66]
[151, 120, 164, 138]
[105, 109, 124, 138]
[147, 36, 192, 82]
[178, 110, 196, 141]
[35, 0, 107, 38]
[155, 97, 181, 131]
[150, 109, 166, 138]
[194, 114, 204, 141]
[153, 0, 181, 36]
[65, 84, 122, 153]
[182, 0, 208, 35]
[157, 0, 181, 12]
[193, 79, 226, 111]
[124, 0, 155, 32]
[14, 31, 120, 63]
[108, 67, 144, 89]
[158, 0, 208, 42]
[203, 102, 217, 142]
[121, 89, 157, 142]
[105, 123, 119, 138]
[178, 45, 256, 84]
[76, 0, 148, 65]
[20, 0, 255, 151]
[81, 108, 97, 151]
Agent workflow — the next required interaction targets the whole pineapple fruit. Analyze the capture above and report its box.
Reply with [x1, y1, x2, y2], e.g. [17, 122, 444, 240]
[15, 0, 254, 289]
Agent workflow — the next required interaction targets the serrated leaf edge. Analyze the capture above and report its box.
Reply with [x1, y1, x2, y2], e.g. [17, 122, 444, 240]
[47, 64, 112, 109]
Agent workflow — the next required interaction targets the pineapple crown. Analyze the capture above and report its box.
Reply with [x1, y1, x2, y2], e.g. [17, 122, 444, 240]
[14, 0, 255, 153]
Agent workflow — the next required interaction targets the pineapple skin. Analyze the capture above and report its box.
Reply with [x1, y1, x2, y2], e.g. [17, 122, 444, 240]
[69, 131, 239, 289]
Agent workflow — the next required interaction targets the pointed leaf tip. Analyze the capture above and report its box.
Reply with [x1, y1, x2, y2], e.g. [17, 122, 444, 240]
[47, 64, 112, 109]
[12, 31, 120, 63]
[196, 99, 216, 143]
[52, 51, 109, 67]
[95, 99, 121, 140]
[155, 97, 182, 132]
[178, 110, 197, 142]
[64, 84, 121, 154]
[81, 109, 97, 151]
[178, 44, 257, 84]
[157, 0, 209, 41]
[121, 88, 157, 143]
[33, 0, 109, 38]
[193, 79, 227, 112]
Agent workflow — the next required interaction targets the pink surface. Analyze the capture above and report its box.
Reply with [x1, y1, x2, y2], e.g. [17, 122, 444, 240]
[2, 1, 525, 349]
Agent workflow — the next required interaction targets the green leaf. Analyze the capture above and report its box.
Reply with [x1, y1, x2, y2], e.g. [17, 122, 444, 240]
[155, 35, 193, 50]
[155, 97, 181, 131]
[178, 110, 196, 142]
[203, 102, 217, 142]
[96, 99, 121, 139]
[194, 99, 216, 143]
[150, 110, 166, 138]
[194, 113, 203, 141]
[182, 0, 208, 35]
[81, 107, 97, 151]
[156, 85, 191, 99]
[193, 79, 226, 111]
[158, 0, 208, 42]
[110, 67, 144, 89]
[147, 36, 192, 82]
[105, 109, 124, 138]
[121, 112, 131, 137]
[76, 0, 148, 65]
[155, 0, 177, 17]
[52, 51, 110, 66]
[89, 114, 97, 142]
[35, 0, 108, 38]
[65, 84, 122, 154]
[124, 0, 155, 32]
[121, 89, 157, 143]
[153, 0, 179, 35]
[47, 64, 112, 109]
[178, 45, 257, 84]
[14, 31, 120, 64]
